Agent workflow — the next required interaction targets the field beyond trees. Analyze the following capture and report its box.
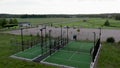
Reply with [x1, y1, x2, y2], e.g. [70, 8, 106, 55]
[15, 18, 120, 29]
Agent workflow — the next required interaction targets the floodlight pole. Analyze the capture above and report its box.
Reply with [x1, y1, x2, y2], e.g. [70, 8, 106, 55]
[44, 26, 47, 52]
[49, 30, 52, 55]
[20, 28, 24, 51]
[99, 28, 101, 39]
[45, 25, 46, 40]
[30, 34, 33, 47]
[45, 26, 47, 48]
[40, 28, 43, 54]
[42, 26, 47, 42]
[60, 25, 62, 40]
[60, 25, 62, 46]
[93, 32, 96, 47]
[66, 26, 69, 43]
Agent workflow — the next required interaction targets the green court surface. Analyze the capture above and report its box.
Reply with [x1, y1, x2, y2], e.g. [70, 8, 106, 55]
[43, 41, 94, 68]
[62, 41, 94, 53]
[14, 40, 54, 59]
[14, 43, 42, 59]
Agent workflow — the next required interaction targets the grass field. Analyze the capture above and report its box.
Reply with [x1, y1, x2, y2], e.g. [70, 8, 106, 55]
[97, 43, 120, 68]
[15, 18, 120, 29]
[43, 41, 94, 68]
[1, 18, 119, 31]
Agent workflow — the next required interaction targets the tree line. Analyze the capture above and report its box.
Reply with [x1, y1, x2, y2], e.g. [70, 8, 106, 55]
[0, 18, 18, 28]
[115, 16, 120, 20]
[0, 13, 120, 19]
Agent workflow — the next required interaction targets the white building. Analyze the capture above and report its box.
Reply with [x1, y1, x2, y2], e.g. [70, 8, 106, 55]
[19, 22, 31, 27]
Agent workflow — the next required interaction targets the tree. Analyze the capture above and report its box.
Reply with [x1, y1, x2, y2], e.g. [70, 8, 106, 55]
[9, 19, 13, 24]
[115, 16, 120, 20]
[77, 29, 80, 32]
[104, 20, 110, 26]
[13, 18, 18, 25]
[0, 18, 7, 27]
[0, 19, 2, 28]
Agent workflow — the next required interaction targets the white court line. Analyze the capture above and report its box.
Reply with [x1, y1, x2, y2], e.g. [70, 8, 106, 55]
[10, 55, 32, 61]
[41, 61, 75, 68]
[68, 51, 77, 60]
[60, 50, 90, 55]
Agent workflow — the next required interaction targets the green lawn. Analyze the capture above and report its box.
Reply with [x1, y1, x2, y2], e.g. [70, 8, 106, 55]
[97, 43, 120, 68]
[0, 33, 57, 68]
[16, 18, 79, 26]
[1, 18, 120, 31]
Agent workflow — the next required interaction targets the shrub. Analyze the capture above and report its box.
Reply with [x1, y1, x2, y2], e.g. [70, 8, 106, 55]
[77, 29, 80, 32]
[106, 37, 115, 43]
[104, 20, 110, 26]
[83, 19, 87, 22]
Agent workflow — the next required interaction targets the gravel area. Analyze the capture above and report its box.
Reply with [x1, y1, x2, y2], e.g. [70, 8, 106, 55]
[3, 26, 120, 42]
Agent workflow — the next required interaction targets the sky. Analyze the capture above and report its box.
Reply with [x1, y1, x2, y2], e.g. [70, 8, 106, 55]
[0, 0, 120, 14]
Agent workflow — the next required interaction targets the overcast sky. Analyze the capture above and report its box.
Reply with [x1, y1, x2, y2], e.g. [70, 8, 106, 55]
[0, 0, 120, 14]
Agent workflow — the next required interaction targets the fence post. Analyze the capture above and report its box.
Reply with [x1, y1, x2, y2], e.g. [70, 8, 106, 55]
[49, 30, 52, 55]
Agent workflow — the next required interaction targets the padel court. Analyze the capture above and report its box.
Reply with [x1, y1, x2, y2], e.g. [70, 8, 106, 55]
[10, 26, 101, 68]
[14, 41, 52, 60]
[14, 43, 42, 59]
[13, 41, 96, 68]
[42, 41, 94, 68]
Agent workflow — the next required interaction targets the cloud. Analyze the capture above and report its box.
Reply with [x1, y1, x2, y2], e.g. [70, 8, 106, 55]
[0, 0, 120, 14]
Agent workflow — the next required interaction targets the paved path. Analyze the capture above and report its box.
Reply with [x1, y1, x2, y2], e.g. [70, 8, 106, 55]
[3, 26, 120, 42]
